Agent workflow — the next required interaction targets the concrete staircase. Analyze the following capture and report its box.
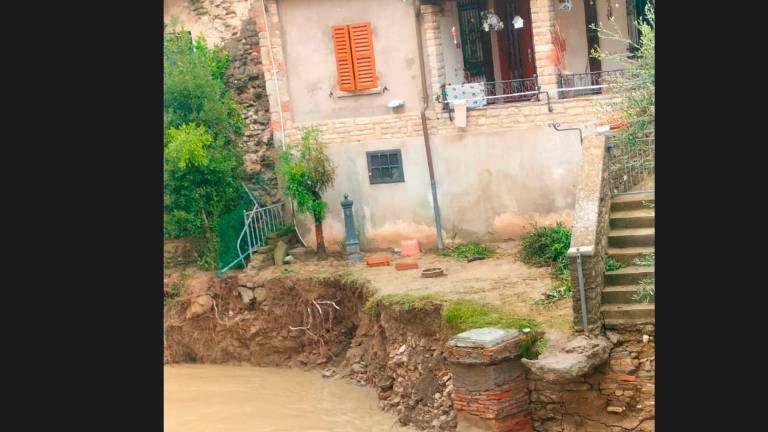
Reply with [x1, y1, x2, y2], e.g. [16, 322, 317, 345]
[602, 192, 655, 327]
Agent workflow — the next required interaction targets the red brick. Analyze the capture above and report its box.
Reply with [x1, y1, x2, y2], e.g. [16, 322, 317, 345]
[280, 100, 290, 113]
[617, 375, 637, 382]
[395, 261, 419, 270]
[270, 119, 282, 132]
[366, 257, 390, 266]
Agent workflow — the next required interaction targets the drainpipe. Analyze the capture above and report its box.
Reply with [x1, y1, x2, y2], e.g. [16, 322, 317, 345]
[413, 0, 444, 250]
[260, 0, 307, 248]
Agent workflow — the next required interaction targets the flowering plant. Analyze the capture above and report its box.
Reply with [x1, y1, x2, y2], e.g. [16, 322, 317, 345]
[480, 10, 504, 31]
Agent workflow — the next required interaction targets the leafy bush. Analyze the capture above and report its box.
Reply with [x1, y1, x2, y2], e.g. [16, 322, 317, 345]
[519, 223, 573, 304]
[440, 241, 493, 260]
[164, 21, 246, 269]
[592, 2, 655, 147]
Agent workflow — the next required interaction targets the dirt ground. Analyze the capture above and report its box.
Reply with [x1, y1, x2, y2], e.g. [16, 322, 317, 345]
[234, 239, 574, 341]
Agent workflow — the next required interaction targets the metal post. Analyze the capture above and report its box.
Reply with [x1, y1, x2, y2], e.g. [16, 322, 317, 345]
[576, 248, 589, 333]
[340, 194, 363, 262]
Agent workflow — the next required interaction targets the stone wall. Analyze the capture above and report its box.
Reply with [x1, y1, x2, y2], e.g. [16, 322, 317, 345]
[567, 135, 611, 334]
[528, 326, 655, 432]
[164, 0, 278, 200]
[282, 94, 619, 146]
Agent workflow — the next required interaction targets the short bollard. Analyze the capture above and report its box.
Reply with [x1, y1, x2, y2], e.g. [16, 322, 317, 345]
[341, 193, 363, 262]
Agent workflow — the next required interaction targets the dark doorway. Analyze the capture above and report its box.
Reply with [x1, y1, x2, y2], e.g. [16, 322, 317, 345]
[457, 0, 495, 82]
[495, 0, 536, 81]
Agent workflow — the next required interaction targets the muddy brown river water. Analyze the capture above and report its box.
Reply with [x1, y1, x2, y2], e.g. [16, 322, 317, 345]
[164, 364, 415, 432]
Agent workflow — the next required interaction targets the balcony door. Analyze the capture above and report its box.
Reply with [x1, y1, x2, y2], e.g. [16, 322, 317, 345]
[495, 0, 536, 82]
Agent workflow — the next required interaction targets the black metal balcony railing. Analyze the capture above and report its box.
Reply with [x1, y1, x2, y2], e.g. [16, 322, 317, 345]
[557, 70, 624, 99]
[484, 77, 540, 104]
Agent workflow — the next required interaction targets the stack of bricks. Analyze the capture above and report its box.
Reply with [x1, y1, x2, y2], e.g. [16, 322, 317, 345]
[445, 328, 533, 432]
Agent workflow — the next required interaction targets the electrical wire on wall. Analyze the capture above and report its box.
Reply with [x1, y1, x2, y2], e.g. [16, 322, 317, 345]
[260, 0, 307, 248]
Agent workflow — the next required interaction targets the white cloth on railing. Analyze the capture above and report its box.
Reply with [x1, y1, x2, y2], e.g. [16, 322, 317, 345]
[445, 82, 487, 109]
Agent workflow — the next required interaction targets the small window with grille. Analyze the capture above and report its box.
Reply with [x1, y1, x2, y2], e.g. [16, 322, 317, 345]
[366, 150, 404, 184]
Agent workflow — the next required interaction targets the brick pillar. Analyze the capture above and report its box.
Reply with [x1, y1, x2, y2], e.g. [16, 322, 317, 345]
[420, 3, 446, 109]
[530, 0, 558, 96]
[445, 328, 533, 432]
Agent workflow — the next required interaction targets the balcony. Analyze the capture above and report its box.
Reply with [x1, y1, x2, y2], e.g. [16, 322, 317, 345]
[556, 70, 625, 99]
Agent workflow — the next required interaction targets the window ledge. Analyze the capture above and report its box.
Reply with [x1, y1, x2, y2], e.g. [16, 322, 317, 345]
[336, 87, 383, 97]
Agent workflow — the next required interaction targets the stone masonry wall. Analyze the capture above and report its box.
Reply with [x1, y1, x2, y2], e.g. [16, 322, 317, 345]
[281, 94, 620, 146]
[165, 0, 278, 199]
[568, 136, 612, 334]
[528, 326, 655, 432]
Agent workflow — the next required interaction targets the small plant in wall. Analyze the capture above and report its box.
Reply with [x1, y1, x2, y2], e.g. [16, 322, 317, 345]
[632, 276, 655, 304]
[277, 128, 336, 257]
[604, 257, 624, 272]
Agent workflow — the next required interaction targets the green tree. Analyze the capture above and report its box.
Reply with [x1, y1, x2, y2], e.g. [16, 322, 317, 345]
[592, 2, 654, 147]
[277, 129, 336, 255]
[164, 21, 245, 269]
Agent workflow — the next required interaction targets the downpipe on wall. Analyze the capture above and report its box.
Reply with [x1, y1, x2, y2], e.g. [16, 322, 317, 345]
[260, 0, 307, 248]
[413, 0, 444, 250]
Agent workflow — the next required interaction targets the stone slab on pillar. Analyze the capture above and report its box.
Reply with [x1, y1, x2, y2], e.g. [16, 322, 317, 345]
[445, 328, 533, 432]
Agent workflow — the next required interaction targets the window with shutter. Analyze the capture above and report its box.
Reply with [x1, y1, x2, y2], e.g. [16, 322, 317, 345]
[331, 25, 356, 92]
[331, 22, 378, 92]
[348, 22, 378, 90]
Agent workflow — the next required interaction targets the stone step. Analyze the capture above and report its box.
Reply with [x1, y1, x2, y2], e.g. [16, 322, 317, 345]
[602, 285, 654, 304]
[611, 192, 655, 211]
[605, 266, 654, 286]
[601, 303, 655, 321]
[608, 228, 654, 248]
[607, 246, 655, 266]
[604, 317, 655, 328]
[610, 209, 655, 228]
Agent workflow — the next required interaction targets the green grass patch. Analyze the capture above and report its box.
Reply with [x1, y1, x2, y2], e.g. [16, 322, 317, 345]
[441, 299, 539, 335]
[440, 241, 493, 260]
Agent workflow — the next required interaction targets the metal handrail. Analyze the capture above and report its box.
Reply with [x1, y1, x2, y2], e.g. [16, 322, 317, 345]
[218, 201, 285, 275]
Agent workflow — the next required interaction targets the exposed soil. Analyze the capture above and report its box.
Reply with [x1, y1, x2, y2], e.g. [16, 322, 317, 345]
[165, 272, 368, 367]
[247, 240, 573, 339]
[342, 299, 456, 430]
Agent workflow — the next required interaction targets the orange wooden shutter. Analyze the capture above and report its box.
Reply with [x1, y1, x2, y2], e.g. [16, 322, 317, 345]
[348, 22, 378, 90]
[331, 25, 355, 92]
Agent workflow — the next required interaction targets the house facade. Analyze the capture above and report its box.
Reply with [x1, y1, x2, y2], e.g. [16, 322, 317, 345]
[165, 0, 643, 251]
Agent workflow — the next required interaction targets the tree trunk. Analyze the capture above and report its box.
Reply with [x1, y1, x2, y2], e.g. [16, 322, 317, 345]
[315, 221, 327, 256]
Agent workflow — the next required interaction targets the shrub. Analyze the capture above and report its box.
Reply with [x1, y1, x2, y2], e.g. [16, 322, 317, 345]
[519, 223, 573, 304]
[277, 128, 336, 254]
[592, 2, 655, 147]
[164, 21, 246, 269]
